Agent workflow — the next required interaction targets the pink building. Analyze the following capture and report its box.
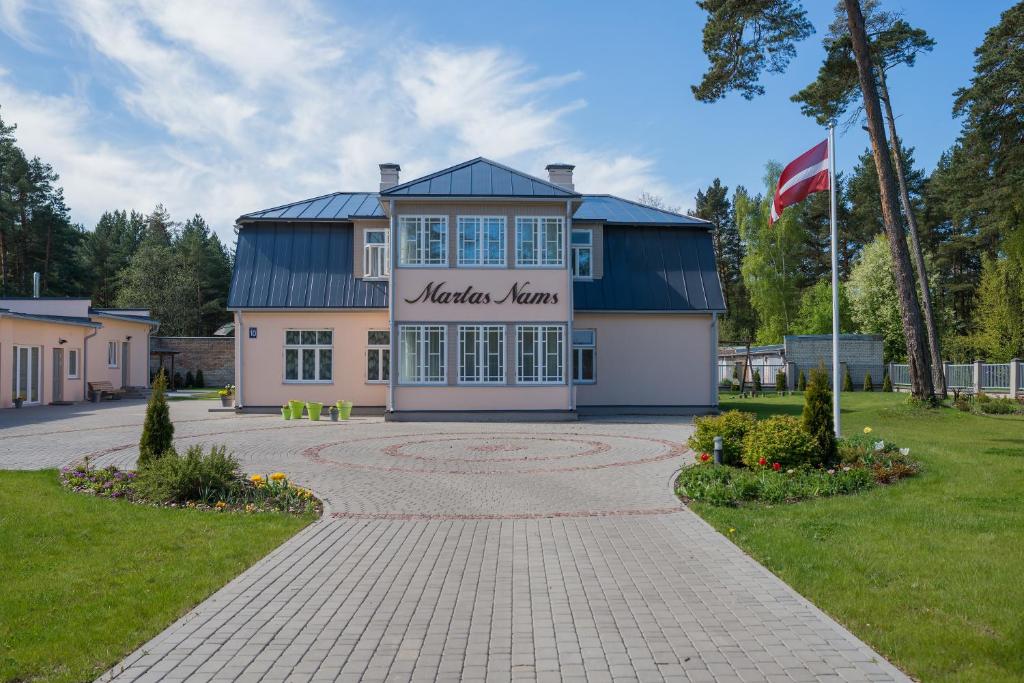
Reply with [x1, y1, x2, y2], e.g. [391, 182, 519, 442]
[229, 158, 724, 419]
[0, 297, 158, 408]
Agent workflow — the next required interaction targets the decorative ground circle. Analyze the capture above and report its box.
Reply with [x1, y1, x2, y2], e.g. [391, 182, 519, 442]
[380, 435, 611, 463]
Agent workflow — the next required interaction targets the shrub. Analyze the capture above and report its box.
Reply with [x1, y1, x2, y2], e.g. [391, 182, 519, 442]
[742, 415, 819, 469]
[752, 369, 762, 393]
[195, 369, 205, 388]
[688, 411, 757, 465]
[882, 372, 893, 391]
[843, 366, 853, 392]
[802, 367, 837, 464]
[173, 371, 183, 390]
[775, 371, 786, 392]
[797, 369, 807, 391]
[863, 372, 874, 392]
[139, 370, 174, 466]
[184, 370, 194, 388]
[978, 397, 1021, 414]
[135, 444, 240, 504]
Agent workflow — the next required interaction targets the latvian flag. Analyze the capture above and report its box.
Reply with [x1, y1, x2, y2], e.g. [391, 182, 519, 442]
[769, 139, 830, 224]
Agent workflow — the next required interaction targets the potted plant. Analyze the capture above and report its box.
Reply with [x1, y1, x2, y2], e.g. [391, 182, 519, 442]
[281, 404, 291, 420]
[329, 406, 339, 421]
[13, 393, 25, 408]
[336, 400, 354, 420]
[288, 399, 305, 419]
[218, 384, 235, 407]
[306, 401, 324, 421]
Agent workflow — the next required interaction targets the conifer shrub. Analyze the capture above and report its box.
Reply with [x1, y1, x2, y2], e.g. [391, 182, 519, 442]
[802, 367, 837, 464]
[798, 369, 807, 391]
[863, 372, 874, 392]
[741, 416, 818, 469]
[173, 371, 183, 390]
[843, 366, 854, 392]
[139, 370, 174, 466]
[687, 411, 757, 466]
[753, 369, 762, 393]
[775, 371, 786, 392]
[882, 372, 893, 392]
[195, 369, 205, 388]
[184, 370, 194, 388]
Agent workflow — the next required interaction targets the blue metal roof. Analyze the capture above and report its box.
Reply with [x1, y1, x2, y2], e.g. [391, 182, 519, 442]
[574, 195, 709, 227]
[238, 192, 383, 222]
[228, 222, 387, 309]
[380, 158, 579, 198]
[573, 226, 725, 312]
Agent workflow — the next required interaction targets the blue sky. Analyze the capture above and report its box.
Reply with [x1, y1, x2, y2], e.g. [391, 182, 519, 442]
[0, 1, 1009, 241]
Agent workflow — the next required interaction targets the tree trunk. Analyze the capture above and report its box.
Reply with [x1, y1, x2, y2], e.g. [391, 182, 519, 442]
[844, 0, 934, 399]
[877, 70, 947, 398]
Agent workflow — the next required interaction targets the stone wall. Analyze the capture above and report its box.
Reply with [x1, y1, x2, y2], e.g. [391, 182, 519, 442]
[150, 336, 234, 387]
[784, 334, 884, 388]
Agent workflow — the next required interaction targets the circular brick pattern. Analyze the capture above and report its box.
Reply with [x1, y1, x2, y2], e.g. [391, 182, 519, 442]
[380, 434, 611, 463]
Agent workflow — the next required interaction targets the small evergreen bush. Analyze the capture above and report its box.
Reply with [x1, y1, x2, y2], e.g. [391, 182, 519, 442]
[173, 372, 183, 390]
[775, 371, 786, 392]
[184, 370, 194, 388]
[134, 444, 241, 504]
[195, 369, 205, 388]
[687, 411, 757, 465]
[139, 370, 174, 466]
[843, 366, 853, 392]
[802, 367, 837, 464]
[741, 416, 819, 469]
[752, 369, 762, 393]
[882, 372, 893, 392]
[797, 369, 807, 391]
[863, 372, 874, 392]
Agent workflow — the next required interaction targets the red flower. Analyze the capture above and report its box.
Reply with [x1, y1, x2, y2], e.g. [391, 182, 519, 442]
[773, 462, 781, 471]
[758, 457, 767, 466]
[700, 453, 711, 462]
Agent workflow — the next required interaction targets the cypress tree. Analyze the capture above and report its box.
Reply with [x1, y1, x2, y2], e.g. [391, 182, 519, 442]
[775, 371, 787, 392]
[753, 369, 762, 393]
[803, 366, 837, 463]
[139, 370, 174, 466]
[798, 369, 807, 391]
[863, 372, 874, 392]
[843, 366, 854, 392]
[882, 372, 893, 392]
[195, 369, 205, 388]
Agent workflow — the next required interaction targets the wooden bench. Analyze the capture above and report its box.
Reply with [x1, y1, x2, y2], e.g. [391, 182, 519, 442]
[88, 381, 124, 401]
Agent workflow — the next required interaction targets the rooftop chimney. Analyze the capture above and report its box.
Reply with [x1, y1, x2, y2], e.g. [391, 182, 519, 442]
[379, 163, 401, 191]
[32, 272, 40, 298]
[545, 163, 575, 191]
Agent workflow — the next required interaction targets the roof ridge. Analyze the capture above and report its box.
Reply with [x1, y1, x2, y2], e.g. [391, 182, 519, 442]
[380, 157, 579, 197]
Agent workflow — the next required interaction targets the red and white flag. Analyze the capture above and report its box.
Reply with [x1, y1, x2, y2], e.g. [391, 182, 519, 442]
[769, 139, 830, 224]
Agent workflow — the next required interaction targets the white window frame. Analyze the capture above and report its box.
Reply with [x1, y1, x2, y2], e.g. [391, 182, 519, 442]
[363, 228, 390, 279]
[366, 330, 390, 384]
[571, 229, 593, 280]
[284, 329, 334, 384]
[572, 329, 596, 384]
[515, 217, 564, 267]
[458, 325, 505, 384]
[398, 325, 447, 384]
[12, 344, 42, 404]
[67, 348, 80, 379]
[457, 216, 506, 267]
[107, 341, 118, 368]
[516, 325, 565, 384]
[398, 216, 448, 267]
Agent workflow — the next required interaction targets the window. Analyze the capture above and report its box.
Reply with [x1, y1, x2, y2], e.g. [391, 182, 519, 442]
[516, 325, 564, 384]
[366, 330, 390, 383]
[399, 216, 447, 266]
[571, 229, 593, 279]
[457, 217, 505, 266]
[399, 325, 446, 384]
[107, 341, 118, 368]
[284, 330, 333, 383]
[572, 329, 595, 383]
[459, 325, 505, 384]
[515, 217, 564, 266]
[363, 229, 389, 278]
[67, 349, 80, 379]
[12, 345, 41, 404]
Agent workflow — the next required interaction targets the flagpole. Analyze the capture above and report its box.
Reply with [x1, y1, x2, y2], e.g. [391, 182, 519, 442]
[829, 125, 841, 438]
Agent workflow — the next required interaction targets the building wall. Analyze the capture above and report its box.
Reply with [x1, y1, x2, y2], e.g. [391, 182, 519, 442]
[86, 317, 153, 389]
[0, 317, 90, 406]
[150, 337, 235, 387]
[574, 313, 715, 407]
[235, 310, 388, 408]
[784, 335, 884, 387]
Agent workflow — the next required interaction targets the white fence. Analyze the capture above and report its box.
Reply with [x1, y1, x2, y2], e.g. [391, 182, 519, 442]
[889, 360, 1022, 396]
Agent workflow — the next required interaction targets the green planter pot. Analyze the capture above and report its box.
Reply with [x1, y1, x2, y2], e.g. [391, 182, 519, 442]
[306, 402, 324, 421]
[281, 407, 291, 420]
[288, 399, 305, 419]
[336, 400, 353, 420]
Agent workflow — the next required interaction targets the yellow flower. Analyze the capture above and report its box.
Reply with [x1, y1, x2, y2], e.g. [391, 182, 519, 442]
[728, 528, 736, 534]
[863, 426, 873, 434]
[270, 472, 287, 482]
[245, 503, 256, 513]
[214, 501, 227, 509]
[250, 474, 264, 483]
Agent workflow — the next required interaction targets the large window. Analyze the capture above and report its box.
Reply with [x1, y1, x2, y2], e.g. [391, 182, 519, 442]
[571, 229, 593, 279]
[459, 325, 505, 384]
[366, 330, 390, 383]
[457, 217, 505, 266]
[515, 217, 564, 266]
[285, 330, 333, 383]
[68, 349, 80, 379]
[107, 341, 118, 368]
[363, 229, 389, 278]
[399, 325, 446, 384]
[572, 329, 595, 383]
[399, 216, 447, 266]
[516, 325, 564, 384]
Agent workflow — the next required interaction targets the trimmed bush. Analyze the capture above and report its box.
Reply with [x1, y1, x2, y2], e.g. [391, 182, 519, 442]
[753, 369, 762, 393]
[803, 367, 837, 464]
[687, 411, 757, 465]
[741, 415, 819, 469]
[882, 372, 893, 392]
[134, 445, 240, 504]
[775, 371, 786, 392]
[843, 366, 854, 392]
[139, 370, 174, 466]
[195, 369, 205, 388]
[863, 372, 874, 392]
[798, 369, 807, 391]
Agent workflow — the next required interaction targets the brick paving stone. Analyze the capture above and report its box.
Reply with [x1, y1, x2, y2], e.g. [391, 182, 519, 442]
[0, 402, 909, 682]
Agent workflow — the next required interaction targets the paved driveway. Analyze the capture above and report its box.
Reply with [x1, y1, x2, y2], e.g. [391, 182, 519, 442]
[0, 402, 908, 682]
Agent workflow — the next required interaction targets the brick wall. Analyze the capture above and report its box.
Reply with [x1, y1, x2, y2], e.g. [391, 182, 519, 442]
[785, 335, 884, 388]
[150, 337, 234, 387]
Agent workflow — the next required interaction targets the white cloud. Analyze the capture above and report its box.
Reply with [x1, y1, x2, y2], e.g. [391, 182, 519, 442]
[0, 0, 684, 241]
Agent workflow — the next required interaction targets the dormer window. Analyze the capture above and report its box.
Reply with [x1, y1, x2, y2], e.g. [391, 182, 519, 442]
[363, 229, 389, 279]
[571, 229, 593, 279]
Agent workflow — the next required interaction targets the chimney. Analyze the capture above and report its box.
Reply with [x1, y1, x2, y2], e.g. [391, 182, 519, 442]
[32, 272, 40, 298]
[545, 163, 575, 191]
[379, 163, 401, 191]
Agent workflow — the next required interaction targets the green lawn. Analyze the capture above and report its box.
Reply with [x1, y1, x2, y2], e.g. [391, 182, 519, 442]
[0, 470, 315, 683]
[697, 392, 1024, 682]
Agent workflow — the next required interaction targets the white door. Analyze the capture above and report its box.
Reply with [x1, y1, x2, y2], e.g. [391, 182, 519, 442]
[13, 345, 41, 404]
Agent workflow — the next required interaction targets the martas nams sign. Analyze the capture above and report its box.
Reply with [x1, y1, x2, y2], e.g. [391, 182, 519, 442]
[404, 281, 559, 305]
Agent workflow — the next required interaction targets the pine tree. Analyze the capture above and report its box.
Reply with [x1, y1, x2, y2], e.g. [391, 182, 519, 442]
[863, 372, 874, 392]
[798, 369, 807, 391]
[139, 370, 174, 466]
[803, 367, 837, 463]
[843, 366, 854, 392]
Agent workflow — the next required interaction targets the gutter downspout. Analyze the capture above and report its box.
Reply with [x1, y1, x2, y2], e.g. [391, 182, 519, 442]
[83, 326, 99, 402]
[711, 312, 719, 409]
[566, 199, 575, 413]
[388, 199, 396, 414]
[235, 310, 244, 408]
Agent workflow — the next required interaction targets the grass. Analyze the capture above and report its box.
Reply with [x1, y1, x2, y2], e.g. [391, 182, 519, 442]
[167, 389, 221, 401]
[695, 392, 1024, 682]
[0, 470, 315, 683]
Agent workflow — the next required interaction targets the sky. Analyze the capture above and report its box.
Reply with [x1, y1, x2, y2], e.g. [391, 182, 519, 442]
[0, 1, 1011, 243]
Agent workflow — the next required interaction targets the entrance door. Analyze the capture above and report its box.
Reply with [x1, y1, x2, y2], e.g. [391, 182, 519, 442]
[13, 346, 41, 404]
[52, 349, 64, 403]
[121, 342, 130, 388]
